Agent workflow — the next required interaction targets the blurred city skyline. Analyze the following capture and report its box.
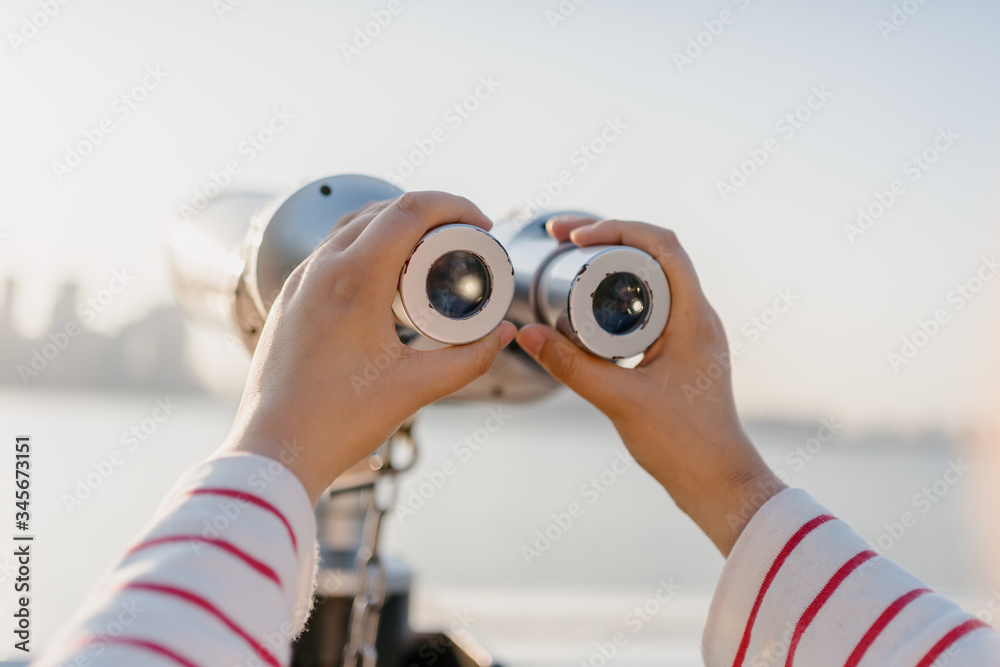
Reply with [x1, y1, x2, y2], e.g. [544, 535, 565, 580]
[3, 0, 999, 431]
[0, 278, 200, 391]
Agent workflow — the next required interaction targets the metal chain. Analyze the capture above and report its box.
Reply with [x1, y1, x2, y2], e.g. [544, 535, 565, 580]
[342, 423, 413, 667]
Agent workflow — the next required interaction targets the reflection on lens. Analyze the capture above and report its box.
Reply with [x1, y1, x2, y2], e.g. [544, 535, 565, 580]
[426, 250, 491, 319]
[592, 272, 648, 334]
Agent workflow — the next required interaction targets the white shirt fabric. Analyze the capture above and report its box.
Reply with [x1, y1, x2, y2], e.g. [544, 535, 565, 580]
[37, 455, 1000, 666]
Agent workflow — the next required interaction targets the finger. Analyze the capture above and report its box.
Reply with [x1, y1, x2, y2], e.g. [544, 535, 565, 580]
[346, 191, 493, 289]
[318, 200, 393, 251]
[411, 321, 517, 402]
[568, 219, 704, 319]
[545, 214, 600, 243]
[289, 201, 390, 313]
[515, 323, 624, 412]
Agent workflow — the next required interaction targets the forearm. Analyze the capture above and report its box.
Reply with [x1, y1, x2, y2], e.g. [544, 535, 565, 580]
[628, 426, 785, 557]
[37, 454, 318, 667]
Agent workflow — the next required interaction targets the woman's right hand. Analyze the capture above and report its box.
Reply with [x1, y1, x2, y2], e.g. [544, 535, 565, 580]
[516, 217, 785, 556]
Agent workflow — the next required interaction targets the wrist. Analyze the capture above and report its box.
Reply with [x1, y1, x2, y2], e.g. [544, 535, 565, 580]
[220, 429, 339, 507]
[702, 466, 786, 556]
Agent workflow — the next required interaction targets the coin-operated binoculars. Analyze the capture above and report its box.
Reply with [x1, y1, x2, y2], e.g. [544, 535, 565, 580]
[168, 174, 670, 666]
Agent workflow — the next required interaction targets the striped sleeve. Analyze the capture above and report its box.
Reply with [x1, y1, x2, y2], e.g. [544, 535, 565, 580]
[36, 453, 319, 667]
[703, 488, 1000, 667]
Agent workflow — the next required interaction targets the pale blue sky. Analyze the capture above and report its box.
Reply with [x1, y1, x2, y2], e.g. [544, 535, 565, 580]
[2, 0, 999, 429]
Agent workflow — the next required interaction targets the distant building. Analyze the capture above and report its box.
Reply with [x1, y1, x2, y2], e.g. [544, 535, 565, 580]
[0, 279, 204, 392]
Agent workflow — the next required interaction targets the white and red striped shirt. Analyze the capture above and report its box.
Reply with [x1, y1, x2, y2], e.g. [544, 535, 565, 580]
[37, 456, 1000, 666]
[37, 454, 318, 667]
[704, 488, 1000, 666]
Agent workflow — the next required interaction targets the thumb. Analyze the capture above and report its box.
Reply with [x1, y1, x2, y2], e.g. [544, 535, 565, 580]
[515, 323, 621, 410]
[413, 321, 517, 401]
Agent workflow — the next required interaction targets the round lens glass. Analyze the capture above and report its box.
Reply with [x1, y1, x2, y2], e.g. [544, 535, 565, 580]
[426, 250, 491, 319]
[592, 272, 648, 335]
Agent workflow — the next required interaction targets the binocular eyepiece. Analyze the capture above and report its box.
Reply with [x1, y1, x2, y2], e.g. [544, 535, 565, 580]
[392, 223, 515, 346]
[502, 220, 670, 361]
[169, 175, 670, 401]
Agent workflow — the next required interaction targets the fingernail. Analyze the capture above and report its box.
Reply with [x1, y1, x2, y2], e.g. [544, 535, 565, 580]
[499, 322, 517, 347]
[516, 326, 546, 356]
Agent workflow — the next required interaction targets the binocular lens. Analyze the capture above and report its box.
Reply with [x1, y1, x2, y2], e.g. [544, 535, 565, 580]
[427, 250, 492, 319]
[592, 272, 648, 335]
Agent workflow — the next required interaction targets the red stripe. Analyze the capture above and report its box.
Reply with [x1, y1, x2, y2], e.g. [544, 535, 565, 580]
[187, 488, 298, 554]
[126, 535, 282, 588]
[842, 588, 931, 667]
[732, 514, 836, 667]
[785, 550, 878, 666]
[127, 581, 281, 667]
[85, 635, 201, 667]
[915, 618, 991, 667]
